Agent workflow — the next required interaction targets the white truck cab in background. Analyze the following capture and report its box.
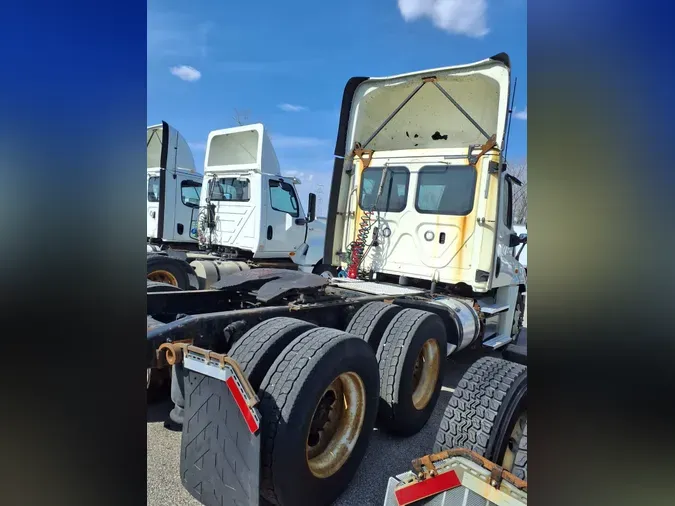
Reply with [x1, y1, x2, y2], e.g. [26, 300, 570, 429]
[146, 122, 326, 290]
[195, 124, 323, 271]
[147, 121, 203, 247]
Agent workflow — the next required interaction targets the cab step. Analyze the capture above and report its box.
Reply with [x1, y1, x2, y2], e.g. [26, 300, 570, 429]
[482, 334, 514, 350]
[477, 303, 510, 315]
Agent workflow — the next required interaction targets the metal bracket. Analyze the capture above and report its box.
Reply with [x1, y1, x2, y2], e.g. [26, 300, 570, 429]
[412, 454, 438, 480]
[352, 144, 375, 169]
[158, 342, 259, 406]
[490, 464, 505, 489]
[468, 134, 498, 166]
[411, 448, 528, 491]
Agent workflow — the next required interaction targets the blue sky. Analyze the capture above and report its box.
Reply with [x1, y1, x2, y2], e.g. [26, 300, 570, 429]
[148, 0, 527, 215]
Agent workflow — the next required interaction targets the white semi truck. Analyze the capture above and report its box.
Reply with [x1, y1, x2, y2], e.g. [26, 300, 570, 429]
[148, 52, 528, 506]
[147, 121, 203, 248]
[146, 122, 327, 291]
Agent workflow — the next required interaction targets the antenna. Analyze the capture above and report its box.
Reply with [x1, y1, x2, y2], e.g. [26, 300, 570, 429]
[503, 76, 518, 166]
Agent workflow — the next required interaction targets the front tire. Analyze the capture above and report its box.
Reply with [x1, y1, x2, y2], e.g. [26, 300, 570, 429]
[434, 357, 527, 472]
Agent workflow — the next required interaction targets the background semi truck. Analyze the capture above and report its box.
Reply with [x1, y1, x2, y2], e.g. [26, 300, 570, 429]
[146, 122, 328, 292]
[147, 52, 527, 506]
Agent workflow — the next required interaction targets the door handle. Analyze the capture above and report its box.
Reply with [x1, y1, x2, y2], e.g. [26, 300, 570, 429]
[267, 225, 273, 240]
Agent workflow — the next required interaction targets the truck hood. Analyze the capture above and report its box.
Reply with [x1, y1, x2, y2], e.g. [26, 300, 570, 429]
[147, 121, 197, 173]
[334, 53, 511, 156]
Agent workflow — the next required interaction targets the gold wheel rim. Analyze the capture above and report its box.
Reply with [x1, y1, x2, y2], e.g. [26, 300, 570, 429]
[502, 411, 527, 471]
[411, 339, 441, 410]
[148, 270, 178, 286]
[305, 372, 366, 479]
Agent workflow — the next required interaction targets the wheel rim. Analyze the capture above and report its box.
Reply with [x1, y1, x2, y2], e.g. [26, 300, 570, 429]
[148, 270, 178, 286]
[502, 411, 527, 472]
[411, 339, 441, 410]
[306, 372, 366, 479]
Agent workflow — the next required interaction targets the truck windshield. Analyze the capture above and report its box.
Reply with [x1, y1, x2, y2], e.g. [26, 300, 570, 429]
[148, 176, 160, 202]
[207, 178, 250, 201]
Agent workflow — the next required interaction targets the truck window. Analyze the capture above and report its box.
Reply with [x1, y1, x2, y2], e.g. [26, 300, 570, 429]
[207, 178, 250, 201]
[269, 180, 299, 217]
[359, 167, 409, 212]
[148, 176, 160, 202]
[181, 180, 202, 208]
[415, 165, 476, 216]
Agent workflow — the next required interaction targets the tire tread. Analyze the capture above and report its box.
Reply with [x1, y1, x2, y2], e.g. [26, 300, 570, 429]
[228, 317, 316, 390]
[434, 356, 526, 456]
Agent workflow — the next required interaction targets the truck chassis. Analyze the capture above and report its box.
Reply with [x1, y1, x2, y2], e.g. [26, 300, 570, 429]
[147, 269, 526, 506]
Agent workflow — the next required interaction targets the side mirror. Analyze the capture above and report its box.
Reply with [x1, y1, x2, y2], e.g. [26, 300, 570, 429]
[307, 193, 317, 223]
[509, 232, 526, 248]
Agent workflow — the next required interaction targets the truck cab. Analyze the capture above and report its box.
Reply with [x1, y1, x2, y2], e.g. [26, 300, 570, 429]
[325, 53, 527, 345]
[147, 121, 203, 246]
[195, 123, 322, 270]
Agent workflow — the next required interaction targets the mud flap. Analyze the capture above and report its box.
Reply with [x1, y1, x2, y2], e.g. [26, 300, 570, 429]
[180, 352, 262, 506]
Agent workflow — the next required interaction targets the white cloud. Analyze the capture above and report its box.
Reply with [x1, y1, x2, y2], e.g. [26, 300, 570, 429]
[271, 135, 330, 148]
[513, 107, 527, 120]
[397, 0, 489, 38]
[170, 65, 202, 82]
[278, 103, 308, 112]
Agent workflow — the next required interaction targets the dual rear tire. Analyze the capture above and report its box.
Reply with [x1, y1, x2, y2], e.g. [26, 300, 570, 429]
[346, 301, 447, 436]
[184, 317, 380, 506]
[181, 303, 449, 506]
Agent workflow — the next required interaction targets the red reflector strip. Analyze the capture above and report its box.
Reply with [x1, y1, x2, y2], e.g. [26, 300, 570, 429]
[394, 470, 461, 506]
[225, 376, 259, 434]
